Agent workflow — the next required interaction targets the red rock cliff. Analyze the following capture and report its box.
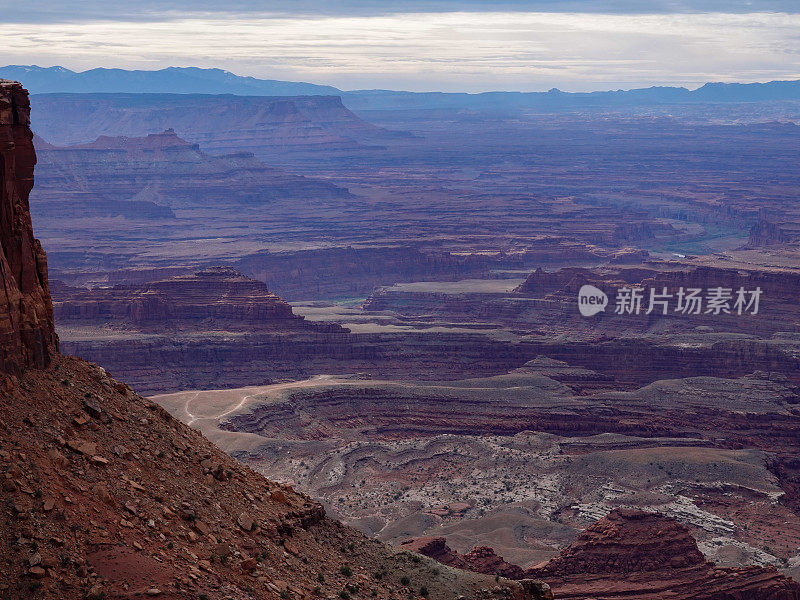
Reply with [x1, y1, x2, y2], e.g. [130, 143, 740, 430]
[528, 509, 800, 599]
[0, 81, 57, 377]
[404, 510, 800, 600]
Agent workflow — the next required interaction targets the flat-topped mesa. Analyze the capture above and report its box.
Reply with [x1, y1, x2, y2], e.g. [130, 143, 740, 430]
[516, 263, 800, 300]
[31, 127, 350, 221]
[132, 266, 296, 324]
[0, 80, 57, 378]
[67, 128, 197, 152]
[53, 266, 342, 332]
[512, 263, 800, 337]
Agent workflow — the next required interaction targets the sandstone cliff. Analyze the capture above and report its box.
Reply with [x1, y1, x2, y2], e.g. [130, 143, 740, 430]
[52, 267, 364, 393]
[53, 267, 320, 328]
[406, 510, 800, 600]
[0, 80, 57, 378]
[529, 509, 800, 599]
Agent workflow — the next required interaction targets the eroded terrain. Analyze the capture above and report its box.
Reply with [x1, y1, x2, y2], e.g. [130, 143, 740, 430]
[153, 364, 800, 580]
[24, 85, 800, 594]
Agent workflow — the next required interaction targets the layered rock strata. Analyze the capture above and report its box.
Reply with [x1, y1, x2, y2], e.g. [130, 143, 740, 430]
[405, 510, 800, 600]
[0, 80, 57, 377]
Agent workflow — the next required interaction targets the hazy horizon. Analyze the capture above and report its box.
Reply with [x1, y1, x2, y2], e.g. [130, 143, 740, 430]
[3, 1, 800, 93]
[6, 63, 800, 96]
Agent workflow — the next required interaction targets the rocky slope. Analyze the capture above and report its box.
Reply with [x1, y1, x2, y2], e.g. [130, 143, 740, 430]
[0, 80, 536, 600]
[2, 356, 545, 600]
[406, 509, 800, 599]
[0, 80, 58, 380]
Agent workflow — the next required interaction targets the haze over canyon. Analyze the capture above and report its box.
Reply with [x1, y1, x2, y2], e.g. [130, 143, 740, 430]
[2, 53, 800, 600]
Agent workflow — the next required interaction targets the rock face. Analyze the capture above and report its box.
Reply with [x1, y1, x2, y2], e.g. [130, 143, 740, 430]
[532, 509, 707, 577]
[0, 80, 57, 377]
[52, 267, 369, 393]
[749, 218, 792, 246]
[407, 510, 800, 600]
[53, 266, 312, 328]
[513, 263, 800, 336]
[236, 246, 522, 300]
[363, 262, 800, 388]
[529, 509, 800, 599]
[401, 537, 526, 580]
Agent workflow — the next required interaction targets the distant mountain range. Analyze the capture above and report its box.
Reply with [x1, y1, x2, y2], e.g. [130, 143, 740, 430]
[3, 65, 800, 111]
[0, 65, 339, 96]
[342, 81, 800, 112]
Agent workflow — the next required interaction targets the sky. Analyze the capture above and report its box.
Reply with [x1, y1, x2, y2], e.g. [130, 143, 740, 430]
[3, 1, 800, 92]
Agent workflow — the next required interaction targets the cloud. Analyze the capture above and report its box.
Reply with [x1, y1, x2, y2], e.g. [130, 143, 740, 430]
[5, 11, 800, 92]
[2, 1, 799, 23]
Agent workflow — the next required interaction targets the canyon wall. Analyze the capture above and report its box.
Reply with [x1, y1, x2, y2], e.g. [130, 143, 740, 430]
[0, 81, 57, 377]
[54, 266, 309, 327]
[236, 246, 524, 300]
[404, 510, 800, 600]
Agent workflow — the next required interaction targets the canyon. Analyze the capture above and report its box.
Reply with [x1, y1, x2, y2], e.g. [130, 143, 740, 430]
[25, 90, 800, 306]
[52, 267, 368, 393]
[33, 128, 348, 219]
[5, 72, 800, 600]
[29, 93, 403, 151]
[53, 259, 800, 393]
[2, 79, 542, 600]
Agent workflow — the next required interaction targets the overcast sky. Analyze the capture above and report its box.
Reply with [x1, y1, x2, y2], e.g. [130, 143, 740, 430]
[3, 1, 799, 92]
